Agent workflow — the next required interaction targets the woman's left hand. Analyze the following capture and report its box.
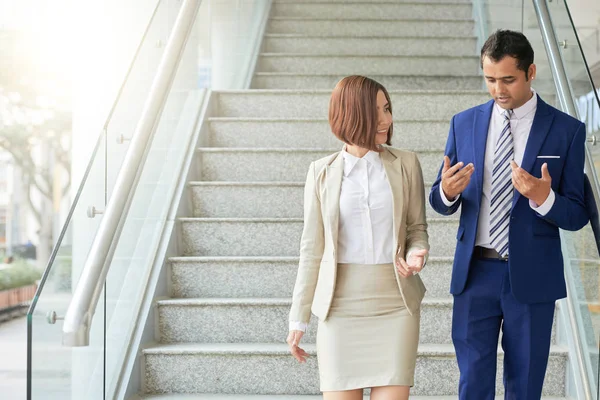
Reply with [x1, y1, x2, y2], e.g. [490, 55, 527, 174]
[395, 249, 429, 277]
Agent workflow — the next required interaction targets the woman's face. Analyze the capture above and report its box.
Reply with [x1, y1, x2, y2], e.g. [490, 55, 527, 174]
[375, 90, 392, 145]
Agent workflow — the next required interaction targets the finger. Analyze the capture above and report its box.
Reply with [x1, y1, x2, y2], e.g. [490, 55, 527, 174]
[443, 161, 465, 178]
[442, 156, 451, 173]
[395, 258, 411, 277]
[541, 163, 551, 181]
[291, 347, 304, 363]
[451, 164, 474, 180]
[412, 249, 428, 257]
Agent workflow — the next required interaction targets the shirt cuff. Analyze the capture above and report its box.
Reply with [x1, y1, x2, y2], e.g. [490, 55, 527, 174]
[440, 189, 460, 207]
[529, 189, 555, 216]
[289, 321, 308, 332]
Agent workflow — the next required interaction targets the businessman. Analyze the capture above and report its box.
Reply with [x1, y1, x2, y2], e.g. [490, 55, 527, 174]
[429, 30, 589, 399]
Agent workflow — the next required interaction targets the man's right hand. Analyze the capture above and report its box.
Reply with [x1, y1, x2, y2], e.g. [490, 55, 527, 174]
[441, 155, 474, 200]
[287, 330, 309, 363]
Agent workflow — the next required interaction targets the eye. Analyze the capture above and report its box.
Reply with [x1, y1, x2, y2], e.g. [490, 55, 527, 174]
[384, 108, 390, 113]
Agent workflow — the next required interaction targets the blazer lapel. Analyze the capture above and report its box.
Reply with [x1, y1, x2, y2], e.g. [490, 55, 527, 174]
[473, 100, 494, 208]
[325, 152, 344, 249]
[512, 95, 554, 209]
[381, 148, 404, 255]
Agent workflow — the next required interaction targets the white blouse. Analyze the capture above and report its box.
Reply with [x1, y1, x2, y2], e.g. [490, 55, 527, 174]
[337, 149, 394, 264]
[290, 149, 395, 332]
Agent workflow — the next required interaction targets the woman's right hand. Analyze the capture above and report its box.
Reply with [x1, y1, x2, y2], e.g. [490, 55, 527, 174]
[286, 330, 309, 363]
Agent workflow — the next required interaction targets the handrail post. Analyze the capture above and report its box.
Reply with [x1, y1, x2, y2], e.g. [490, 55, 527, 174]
[533, 1, 597, 399]
[62, 0, 202, 347]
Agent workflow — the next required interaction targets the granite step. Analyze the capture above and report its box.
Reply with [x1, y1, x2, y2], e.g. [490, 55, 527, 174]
[141, 343, 567, 396]
[270, 3, 472, 21]
[214, 90, 489, 119]
[267, 18, 475, 37]
[257, 55, 480, 76]
[262, 35, 477, 57]
[251, 74, 484, 91]
[178, 217, 458, 257]
[168, 256, 454, 300]
[208, 118, 450, 150]
[188, 182, 444, 218]
[195, 148, 444, 183]
[156, 297, 557, 345]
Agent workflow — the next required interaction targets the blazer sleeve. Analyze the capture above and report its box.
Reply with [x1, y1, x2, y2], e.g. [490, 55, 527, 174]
[289, 161, 324, 324]
[405, 153, 430, 260]
[429, 115, 462, 216]
[539, 122, 589, 230]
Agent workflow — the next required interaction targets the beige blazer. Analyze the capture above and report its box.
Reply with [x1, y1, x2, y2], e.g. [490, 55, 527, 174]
[289, 146, 430, 324]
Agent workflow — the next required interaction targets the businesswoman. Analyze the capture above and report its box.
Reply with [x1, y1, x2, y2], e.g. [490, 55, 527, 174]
[287, 75, 430, 400]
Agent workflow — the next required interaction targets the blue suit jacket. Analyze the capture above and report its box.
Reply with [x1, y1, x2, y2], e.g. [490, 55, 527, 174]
[429, 95, 589, 304]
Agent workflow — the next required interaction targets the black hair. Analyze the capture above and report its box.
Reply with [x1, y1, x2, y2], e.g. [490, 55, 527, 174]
[480, 30, 535, 80]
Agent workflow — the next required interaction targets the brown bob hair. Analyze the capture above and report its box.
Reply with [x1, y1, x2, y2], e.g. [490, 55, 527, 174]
[328, 75, 393, 152]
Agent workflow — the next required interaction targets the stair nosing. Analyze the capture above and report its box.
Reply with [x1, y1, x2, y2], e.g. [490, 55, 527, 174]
[168, 255, 455, 263]
[196, 147, 444, 153]
[178, 217, 458, 223]
[253, 72, 483, 78]
[157, 297, 453, 307]
[259, 53, 479, 60]
[268, 17, 475, 22]
[215, 88, 486, 94]
[142, 342, 568, 356]
[188, 181, 438, 186]
[272, 1, 472, 7]
[263, 33, 477, 40]
[209, 117, 454, 122]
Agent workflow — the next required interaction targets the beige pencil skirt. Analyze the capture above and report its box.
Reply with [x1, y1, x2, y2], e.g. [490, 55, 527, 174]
[316, 263, 420, 392]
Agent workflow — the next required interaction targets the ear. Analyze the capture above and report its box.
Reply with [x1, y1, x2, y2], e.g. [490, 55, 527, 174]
[528, 63, 537, 81]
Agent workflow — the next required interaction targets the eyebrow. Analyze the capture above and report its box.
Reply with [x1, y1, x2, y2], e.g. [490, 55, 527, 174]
[484, 75, 516, 80]
[378, 103, 390, 109]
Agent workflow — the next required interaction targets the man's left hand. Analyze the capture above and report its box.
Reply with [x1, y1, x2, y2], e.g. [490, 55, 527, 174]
[511, 161, 552, 206]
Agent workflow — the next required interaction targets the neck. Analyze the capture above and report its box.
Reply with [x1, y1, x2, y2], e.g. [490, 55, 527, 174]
[345, 145, 369, 158]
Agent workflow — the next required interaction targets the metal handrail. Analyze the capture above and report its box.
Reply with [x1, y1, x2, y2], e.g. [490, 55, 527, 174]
[62, 0, 203, 347]
[533, 1, 597, 399]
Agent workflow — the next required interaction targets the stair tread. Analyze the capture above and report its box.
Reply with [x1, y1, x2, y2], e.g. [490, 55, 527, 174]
[168, 255, 455, 262]
[264, 33, 476, 39]
[134, 396, 568, 400]
[215, 88, 485, 94]
[178, 217, 457, 222]
[143, 342, 568, 355]
[209, 117, 452, 121]
[260, 53, 479, 59]
[157, 297, 454, 307]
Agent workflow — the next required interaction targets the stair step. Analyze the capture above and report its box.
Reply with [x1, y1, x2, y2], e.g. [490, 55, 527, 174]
[188, 181, 443, 218]
[262, 35, 477, 57]
[270, 3, 472, 21]
[134, 396, 568, 400]
[215, 90, 489, 119]
[156, 297, 558, 346]
[141, 343, 567, 396]
[208, 118, 450, 150]
[156, 298, 454, 344]
[196, 148, 444, 183]
[267, 18, 475, 37]
[274, 0, 472, 3]
[178, 217, 458, 257]
[169, 256, 454, 300]
[257, 54, 479, 76]
[252, 74, 484, 91]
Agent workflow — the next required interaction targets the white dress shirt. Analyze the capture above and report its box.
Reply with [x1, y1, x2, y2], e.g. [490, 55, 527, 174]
[441, 90, 556, 248]
[290, 149, 395, 332]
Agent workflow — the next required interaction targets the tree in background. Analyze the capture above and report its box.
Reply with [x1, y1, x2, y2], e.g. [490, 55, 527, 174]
[0, 30, 72, 268]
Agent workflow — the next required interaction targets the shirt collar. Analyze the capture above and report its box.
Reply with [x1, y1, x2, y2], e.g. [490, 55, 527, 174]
[495, 89, 537, 120]
[342, 147, 383, 176]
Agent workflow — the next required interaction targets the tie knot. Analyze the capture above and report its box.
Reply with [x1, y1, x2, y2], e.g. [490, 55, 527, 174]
[503, 109, 513, 120]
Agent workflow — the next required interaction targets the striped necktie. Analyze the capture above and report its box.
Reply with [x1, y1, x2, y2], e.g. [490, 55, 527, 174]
[489, 109, 514, 257]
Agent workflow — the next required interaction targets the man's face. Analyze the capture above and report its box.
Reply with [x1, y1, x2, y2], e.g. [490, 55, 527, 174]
[482, 55, 536, 110]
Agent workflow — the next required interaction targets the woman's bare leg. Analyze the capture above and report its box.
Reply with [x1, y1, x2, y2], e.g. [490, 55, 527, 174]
[370, 385, 410, 400]
[323, 388, 364, 400]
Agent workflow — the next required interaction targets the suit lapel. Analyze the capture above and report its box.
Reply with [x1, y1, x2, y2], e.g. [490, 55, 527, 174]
[473, 100, 494, 207]
[325, 152, 344, 249]
[512, 95, 554, 208]
[381, 148, 404, 255]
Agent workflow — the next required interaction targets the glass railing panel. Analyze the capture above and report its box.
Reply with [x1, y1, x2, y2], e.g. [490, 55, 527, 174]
[27, 0, 182, 398]
[102, 1, 209, 396]
[27, 132, 106, 400]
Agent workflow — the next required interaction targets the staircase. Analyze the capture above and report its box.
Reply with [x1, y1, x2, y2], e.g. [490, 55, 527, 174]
[133, 0, 571, 398]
